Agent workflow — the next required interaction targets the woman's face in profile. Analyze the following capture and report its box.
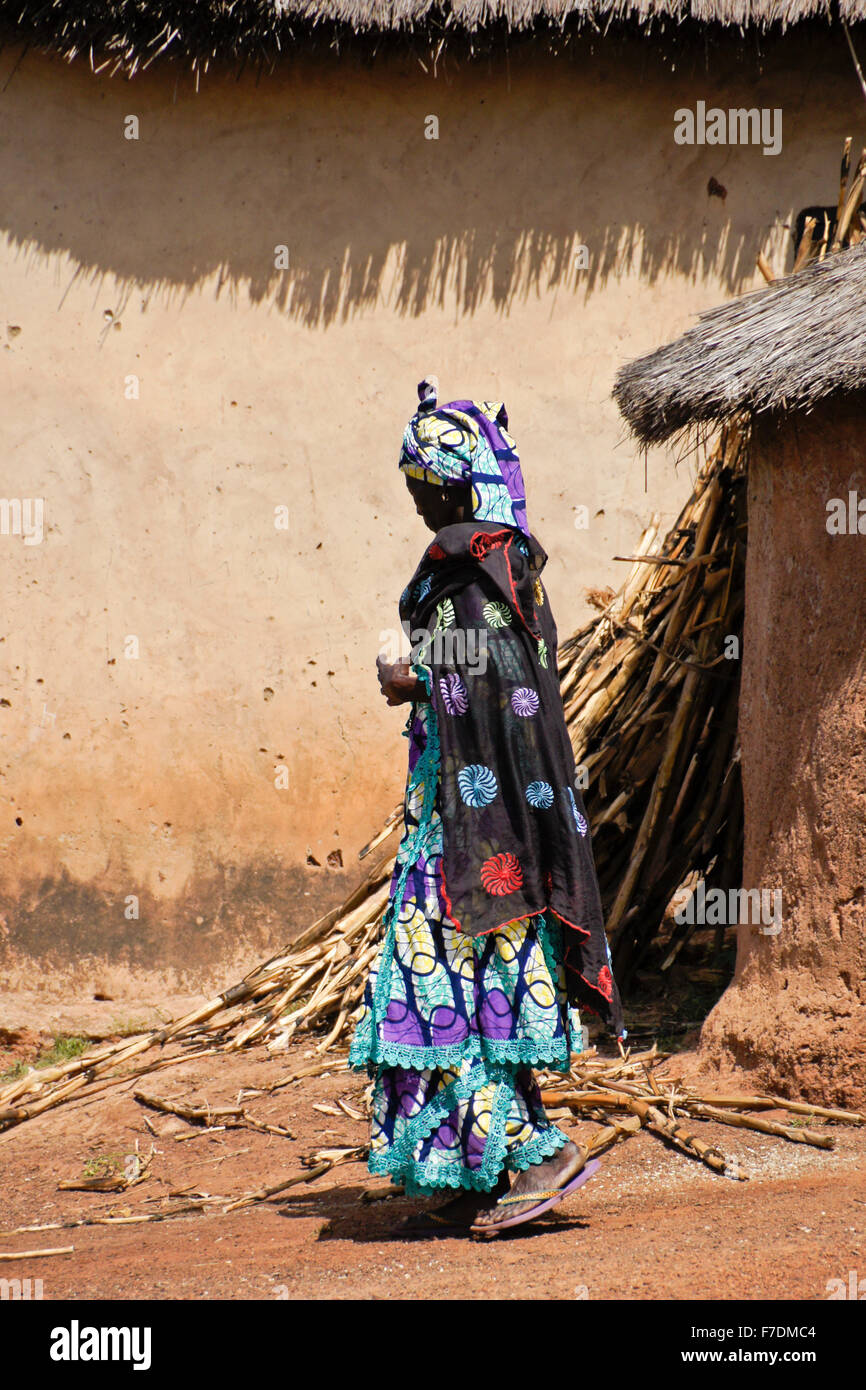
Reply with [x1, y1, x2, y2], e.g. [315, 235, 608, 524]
[405, 474, 468, 532]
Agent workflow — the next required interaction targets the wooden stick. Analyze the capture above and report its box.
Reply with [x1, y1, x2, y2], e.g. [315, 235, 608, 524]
[606, 664, 701, 936]
[756, 251, 775, 284]
[583, 1114, 643, 1158]
[700, 1095, 866, 1124]
[627, 1099, 741, 1178]
[833, 146, 866, 250]
[684, 1102, 834, 1149]
[134, 1092, 243, 1123]
[0, 1246, 74, 1260]
[836, 135, 853, 229]
[793, 214, 817, 272]
[222, 1162, 333, 1211]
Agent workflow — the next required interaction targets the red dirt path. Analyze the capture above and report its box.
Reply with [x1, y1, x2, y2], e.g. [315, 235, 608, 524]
[1, 1040, 864, 1301]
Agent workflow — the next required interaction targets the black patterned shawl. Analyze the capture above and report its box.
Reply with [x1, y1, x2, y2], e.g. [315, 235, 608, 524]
[399, 519, 625, 1039]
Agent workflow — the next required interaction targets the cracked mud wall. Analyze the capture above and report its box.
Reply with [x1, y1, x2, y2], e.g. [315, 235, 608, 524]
[701, 395, 866, 1105]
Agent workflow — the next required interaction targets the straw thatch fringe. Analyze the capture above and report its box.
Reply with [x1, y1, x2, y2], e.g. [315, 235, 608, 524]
[614, 238, 866, 446]
[0, 0, 863, 76]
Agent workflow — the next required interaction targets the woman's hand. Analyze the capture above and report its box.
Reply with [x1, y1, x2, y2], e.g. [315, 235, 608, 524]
[376, 656, 429, 706]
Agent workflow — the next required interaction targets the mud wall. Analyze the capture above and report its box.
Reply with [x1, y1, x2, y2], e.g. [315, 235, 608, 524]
[701, 394, 866, 1104]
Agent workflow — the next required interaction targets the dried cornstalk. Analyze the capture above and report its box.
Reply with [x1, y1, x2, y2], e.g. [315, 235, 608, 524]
[58, 1150, 154, 1194]
[0, 1246, 74, 1261]
[627, 1098, 738, 1177]
[682, 1102, 834, 1149]
[703, 1095, 866, 1124]
[134, 1091, 295, 1140]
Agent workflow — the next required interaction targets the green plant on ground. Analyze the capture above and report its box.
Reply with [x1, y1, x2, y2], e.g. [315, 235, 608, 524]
[82, 1152, 128, 1180]
[39, 1035, 90, 1067]
[0, 1034, 89, 1084]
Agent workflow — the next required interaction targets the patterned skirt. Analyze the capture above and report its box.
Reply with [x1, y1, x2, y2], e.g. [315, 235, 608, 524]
[349, 699, 581, 1196]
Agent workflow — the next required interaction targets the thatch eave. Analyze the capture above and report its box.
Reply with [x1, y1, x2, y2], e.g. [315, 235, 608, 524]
[0, 0, 864, 75]
[613, 241, 866, 446]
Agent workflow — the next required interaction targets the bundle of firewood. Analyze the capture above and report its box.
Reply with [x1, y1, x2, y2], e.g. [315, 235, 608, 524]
[559, 425, 746, 985]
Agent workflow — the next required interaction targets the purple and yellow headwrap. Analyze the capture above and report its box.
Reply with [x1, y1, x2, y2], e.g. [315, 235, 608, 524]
[399, 377, 530, 537]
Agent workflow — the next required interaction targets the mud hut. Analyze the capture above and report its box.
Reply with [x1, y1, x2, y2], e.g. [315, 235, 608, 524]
[613, 240, 866, 1105]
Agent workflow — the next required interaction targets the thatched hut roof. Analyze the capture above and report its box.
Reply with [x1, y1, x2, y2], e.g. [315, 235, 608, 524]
[1, 0, 865, 73]
[613, 241, 866, 445]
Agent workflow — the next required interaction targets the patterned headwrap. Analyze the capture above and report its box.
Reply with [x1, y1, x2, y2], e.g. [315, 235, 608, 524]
[399, 377, 530, 537]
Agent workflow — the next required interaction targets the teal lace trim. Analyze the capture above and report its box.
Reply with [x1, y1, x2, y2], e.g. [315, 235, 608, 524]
[536, 912, 563, 983]
[349, 1031, 570, 1073]
[349, 908, 573, 1076]
[411, 656, 433, 697]
[505, 1124, 570, 1173]
[368, 1060, 572, 1195]
[400, 1119, 571, 1196]
[347, 1014, 375, 1069]
[370, 1062, 517, 1196]
[367, 1059, 492, 1190]
[399, 1072, 515, 1196]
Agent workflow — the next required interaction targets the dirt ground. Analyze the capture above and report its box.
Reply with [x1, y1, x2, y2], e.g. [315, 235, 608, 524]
[2, 1031, 865, 1303]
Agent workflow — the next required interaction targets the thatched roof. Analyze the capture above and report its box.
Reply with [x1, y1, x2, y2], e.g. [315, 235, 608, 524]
[613, 241, 866, 445]
[2, 0, 865, 73]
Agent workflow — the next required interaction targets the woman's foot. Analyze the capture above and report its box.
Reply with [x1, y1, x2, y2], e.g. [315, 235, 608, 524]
[470, 1140, 586, 1232]
[399, 1172, 509, 1233]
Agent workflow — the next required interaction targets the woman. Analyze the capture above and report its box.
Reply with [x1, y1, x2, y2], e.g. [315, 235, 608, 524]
[349, 380, 625, 1236]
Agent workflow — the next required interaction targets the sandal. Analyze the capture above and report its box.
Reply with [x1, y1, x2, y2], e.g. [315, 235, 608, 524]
[470, 1158, 601, 1238]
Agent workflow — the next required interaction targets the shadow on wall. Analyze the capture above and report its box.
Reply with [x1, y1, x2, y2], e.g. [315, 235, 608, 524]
[0, 32, 855, 326]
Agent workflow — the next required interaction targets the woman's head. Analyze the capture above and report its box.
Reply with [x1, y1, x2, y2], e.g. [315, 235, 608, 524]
[398, 378, 531, 537]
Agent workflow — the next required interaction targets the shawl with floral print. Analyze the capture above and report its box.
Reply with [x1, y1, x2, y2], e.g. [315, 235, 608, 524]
[399, 519, 624, 1038]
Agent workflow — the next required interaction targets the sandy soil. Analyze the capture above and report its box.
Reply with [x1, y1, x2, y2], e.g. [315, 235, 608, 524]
[1, 1036, 865, 1302]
